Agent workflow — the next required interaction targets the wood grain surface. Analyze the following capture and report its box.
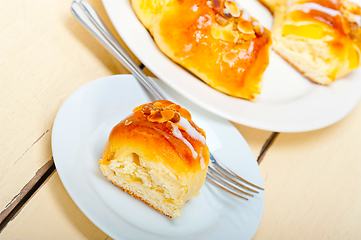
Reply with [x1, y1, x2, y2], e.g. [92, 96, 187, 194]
[1, 0, 361, 239]
[1, 172, 111, 240]
[254, 102, 361, 240]
[0, 0, 131, 222]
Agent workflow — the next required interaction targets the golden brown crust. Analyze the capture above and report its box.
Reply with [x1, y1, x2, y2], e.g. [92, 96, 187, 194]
[103, 100, 209, 174]
[99, 100, 209, 218]
[131, 0, 272, 100]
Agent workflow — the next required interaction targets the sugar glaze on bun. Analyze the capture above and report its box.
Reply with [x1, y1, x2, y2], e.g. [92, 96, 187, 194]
[131, 0, 272, 100]
[99, 100, 209, 218]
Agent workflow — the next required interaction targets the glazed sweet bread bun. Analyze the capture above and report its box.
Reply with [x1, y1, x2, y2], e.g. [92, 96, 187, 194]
[270, 0, 361, 85]
[99, 100, 209, 218]
[131, 0, 272, 100]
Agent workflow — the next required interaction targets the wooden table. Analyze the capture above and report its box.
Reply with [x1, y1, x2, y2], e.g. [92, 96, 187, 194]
[1, 0, 361, 239]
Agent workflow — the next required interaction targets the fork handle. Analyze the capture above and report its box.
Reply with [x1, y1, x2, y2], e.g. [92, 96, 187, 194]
[71, 0, 167, 101]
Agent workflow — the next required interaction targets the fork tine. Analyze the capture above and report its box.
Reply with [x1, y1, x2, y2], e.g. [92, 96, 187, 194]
[208, 168, 254, 197]
[206, 173, 249, 200]
[209, 163, 259, 194]
[210, 153, 264, 191]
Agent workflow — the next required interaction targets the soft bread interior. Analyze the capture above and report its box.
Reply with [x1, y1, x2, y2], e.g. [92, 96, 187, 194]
[272, 5, 353, 85]
[100, 152, 191, 218]
[272, 7, 332, 84]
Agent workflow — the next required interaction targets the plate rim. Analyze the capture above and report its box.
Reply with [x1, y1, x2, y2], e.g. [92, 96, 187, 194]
[102, 0, 361, 133]
[52, 74, 264, 240]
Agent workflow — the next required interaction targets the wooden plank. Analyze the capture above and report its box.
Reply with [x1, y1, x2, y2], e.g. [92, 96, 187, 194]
[0, 160, 54, 229]
[0, 172, 111, 240]
[257, 132, 279, 163]
[0, 0, 136, 213]
[233, 124, 275, 160]
[253, 102, 361, 239]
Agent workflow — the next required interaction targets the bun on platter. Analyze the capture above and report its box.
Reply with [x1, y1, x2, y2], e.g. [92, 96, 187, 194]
[131, 0, 272, 100]
[266, 0, 361, 84]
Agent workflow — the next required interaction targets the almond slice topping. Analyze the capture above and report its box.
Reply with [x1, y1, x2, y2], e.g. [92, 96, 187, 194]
[222, 28, 239, 43]
[179, 108, 192, 121]
[170, 112, 181, 123]
[215, 13, 229, 26]
[160, 110, 175, 122]
[166, 104, 181, 111]
[211, 24, 223, 39]
[147, 111, 163, 122]
[133, 103, 148, 112]
[252, 21, 264, 36]
[238, 19, 254, 34]
[142, 103, 157, 115]
[225, 0, 241, 18]
[166, 121, 187, 131]
[223, 52, 238, 63]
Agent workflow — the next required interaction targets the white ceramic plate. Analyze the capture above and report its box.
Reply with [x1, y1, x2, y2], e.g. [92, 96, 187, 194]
[52, 75, 264, 240]
[102, 0, 361, 132]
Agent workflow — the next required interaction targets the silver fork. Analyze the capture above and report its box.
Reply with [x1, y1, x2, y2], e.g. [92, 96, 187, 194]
[71, 0, 264, 200]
